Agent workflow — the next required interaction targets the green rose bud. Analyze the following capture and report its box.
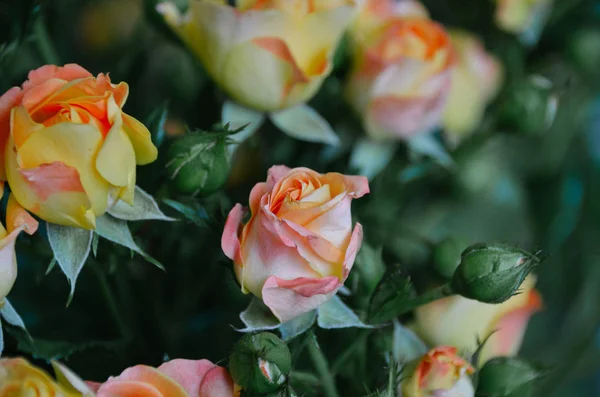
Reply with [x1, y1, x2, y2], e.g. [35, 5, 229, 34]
[497, 75, 558, 135]
[451, 243, 539, 303]
[167, 134, 230, 195]
[434, 237, 470, 279]
[229, 332, 292, 394]
[476, 357, 546, 397]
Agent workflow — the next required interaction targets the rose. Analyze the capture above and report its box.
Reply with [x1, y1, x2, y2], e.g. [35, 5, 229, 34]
[221, 165, 369, 322]
[0, 185, 38, 306]
[400, 346, 475, 397]
[345, 0, 455, 140]
[88, 359, 238, 397]
[0, 64, 158, 229]
[442, 30, 503, 144]
[495, 0, 553, 35]
[0, 358, 75, 397]
[156, 0, 355, 112]
[414, 276, 542, 366]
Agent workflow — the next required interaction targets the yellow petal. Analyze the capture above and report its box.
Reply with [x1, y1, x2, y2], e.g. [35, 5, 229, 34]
[122, 113, 158, 165]
[95, 111, 136, 205]
[6, 193, 38, 235]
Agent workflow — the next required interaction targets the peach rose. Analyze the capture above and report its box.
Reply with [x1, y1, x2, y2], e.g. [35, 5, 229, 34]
[222, 165, 369, 322]
[157, 0, 355, 112]
[345, 0, 455, 140]
[443, 30, 503, 143]
[0, 358, 77, 397]
[88, 359, 238, 397]
[414, 277, 542, 365]
[400, 346, 475, 397]
[0, 64, 158, 229]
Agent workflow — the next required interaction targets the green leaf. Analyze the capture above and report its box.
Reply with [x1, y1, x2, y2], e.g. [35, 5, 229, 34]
[280, 310, 317, 341]
[45, 257, 57, 275]
[109, 186, 175, 222]
[222, 100, 265, 147]
[0, 299, 27, 333]
[95, 215, 164, 270]
[407, 133, 454, 168]
[270, 105, 340, 146]
[237, 299, 280, 332]
[349, 138, 398, 180]
[12, 333, 125, 360]
[367, 267, 416, 324]
[52, 361, 96, 396]
[47, 223, 93, 304]
[162, 199, 209, 226]
[355, 243, 387, 295]
[317, 295, 373, 329]
[145, 103, 169, 148]
[92, 233, 99, 257]
[391, 320, 427, 365]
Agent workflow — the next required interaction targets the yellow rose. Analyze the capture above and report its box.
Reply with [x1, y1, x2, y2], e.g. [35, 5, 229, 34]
[414, 277, 542, 366]
[345, 0, 455, 140]
[157, 0, 355, 112]
[495, 0, 553, 34]
[0, 64, 158, 229]
[400, 346, 475, 397]
[443, 30, 503, 143]
[0, 358, 80, 397]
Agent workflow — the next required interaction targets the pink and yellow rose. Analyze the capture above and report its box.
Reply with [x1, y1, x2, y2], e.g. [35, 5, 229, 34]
[345, 0, 455, 140]
[443, 30, 503, 143]
[157, 0, 356, 112]
[400, 346, 475, 397]
[88, 359, 238, 397]
[222, 165, 369, 322]
[0, 64, 158, 230]
[414, 277, 542, 365]
[0, 358, 79, 397]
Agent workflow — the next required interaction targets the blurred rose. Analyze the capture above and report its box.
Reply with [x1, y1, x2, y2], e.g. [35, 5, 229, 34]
[0, 64, 158, 229]
[222, 165, 369, 322]
[443, 30, 502, 143]
[345, 0, 455, 140]
[88, 359, 238, 397]
[0, 185, 38, 307]
[0, 358, 76, 397]
[414, 276, 542, 365]
[495, 0, 553, 35]
[157, 0, 355, 112]
[400, 346, 475, 397]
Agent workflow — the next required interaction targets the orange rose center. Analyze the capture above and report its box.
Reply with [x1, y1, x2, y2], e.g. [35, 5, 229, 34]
[270, 174, 332, 217]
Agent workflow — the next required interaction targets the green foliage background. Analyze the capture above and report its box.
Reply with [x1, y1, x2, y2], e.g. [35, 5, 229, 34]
[2, 0, 600, 395]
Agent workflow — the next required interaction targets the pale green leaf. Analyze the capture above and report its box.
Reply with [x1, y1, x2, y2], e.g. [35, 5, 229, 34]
[222, 100, 265, 147]
[270, 105, 340, 145]
[52, 361, 96, 396]
[391, 320, 427, 365]
[0, 299, 27, 332]
[317, 295, 373, 329]
[350, 138, 397, 180]
[109, 186, 175, 222]
[47, 223, 93, 303]
[95, 215, 164, 270]
[407, 133, 454, 168]
[280, 310, 316, 341]
[237, 298, 280, 332]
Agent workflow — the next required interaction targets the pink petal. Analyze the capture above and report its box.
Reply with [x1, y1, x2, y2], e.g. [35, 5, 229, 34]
[157, 359, 216, 396]
[342, 175, 370, 198]
[20, 161, 86, 202]
[495, 289, 542, 355]
[85, 382, 102, 392]
[262, 275, 341, 322]
[221, 204, 244, 262]
[199, 366, 237, 397]
[342, 223, 363, 279]
[266, 165, 291, 188]
[97, 380, 163, 397]
[0, 87, 23, 179]
[249, 182, 270, 215]
[22, 64, 92, 91]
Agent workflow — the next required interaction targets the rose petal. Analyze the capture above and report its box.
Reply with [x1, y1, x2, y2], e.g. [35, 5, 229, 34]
[158, 359, 216, 396]
[222, 204, 244, 263]
[199, 366, 237, 397]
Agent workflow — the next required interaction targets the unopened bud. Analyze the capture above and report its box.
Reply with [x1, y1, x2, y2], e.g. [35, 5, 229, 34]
[229, 332, 292, 394]
[476, 357, 546, 397]
[451, 243, 539, 303]
[167, 135, 230, 195]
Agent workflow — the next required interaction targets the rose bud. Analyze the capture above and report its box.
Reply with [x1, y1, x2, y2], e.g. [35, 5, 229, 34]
[229, 332, 292, 394]
[167, 134, 230, 195]
[88, 358, 238, 397]
[415, 276, 542, 365]
[451, 243, 540, 304]
[400, 346, 475, 397]
[345, 0, 455, 140]
[0, 64, 158, 229]
[222, 165, 369, 322]
[156, 0, 355, 112]
[476, 357, 547, 397]
[442, 30, 503, 144]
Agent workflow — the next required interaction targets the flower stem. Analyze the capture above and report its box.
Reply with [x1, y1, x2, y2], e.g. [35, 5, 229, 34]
[93, 266, 131, 340]
[396, 283, 454, 316]
[307, 332, 339, 397]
